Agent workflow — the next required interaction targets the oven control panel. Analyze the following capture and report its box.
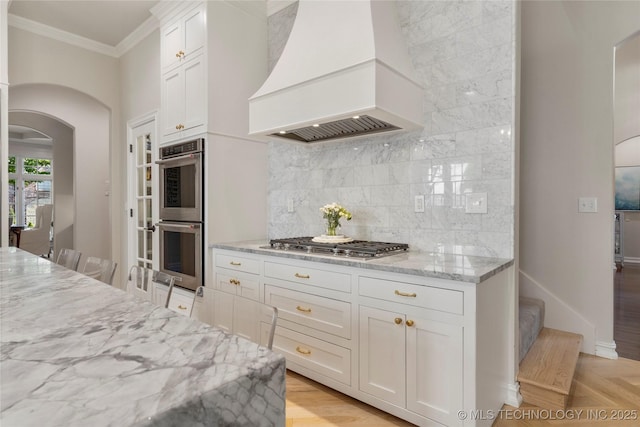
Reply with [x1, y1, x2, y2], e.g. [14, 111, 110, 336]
[160, 138, 204, 159]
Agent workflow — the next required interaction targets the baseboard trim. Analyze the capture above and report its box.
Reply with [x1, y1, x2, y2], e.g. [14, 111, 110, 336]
[623, 257, 640, 264]
[595, 341, 618, 360]
[505, 382, 523, 408]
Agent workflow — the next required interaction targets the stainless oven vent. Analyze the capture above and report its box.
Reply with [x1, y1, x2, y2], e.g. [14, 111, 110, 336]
[271, 115, 399, 143]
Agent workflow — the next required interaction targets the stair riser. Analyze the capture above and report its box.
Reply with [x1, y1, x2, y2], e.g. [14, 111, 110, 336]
[520, 383, 569, 410]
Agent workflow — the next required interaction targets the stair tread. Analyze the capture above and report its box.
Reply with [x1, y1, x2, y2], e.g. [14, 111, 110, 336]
[517, 327, 583, 395]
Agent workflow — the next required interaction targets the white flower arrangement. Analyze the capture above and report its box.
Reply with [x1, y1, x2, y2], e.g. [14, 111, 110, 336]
[320, 202, 352, 236]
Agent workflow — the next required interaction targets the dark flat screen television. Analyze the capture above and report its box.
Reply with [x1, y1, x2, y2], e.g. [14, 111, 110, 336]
[615, 166, 640, 210]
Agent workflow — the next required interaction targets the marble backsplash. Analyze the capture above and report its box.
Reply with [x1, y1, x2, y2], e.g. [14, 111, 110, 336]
[267, 0, 516, 259]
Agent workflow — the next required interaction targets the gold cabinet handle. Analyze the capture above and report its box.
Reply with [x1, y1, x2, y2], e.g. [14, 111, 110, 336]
[295, 273, 310, 279]
[230, 261, 241, 266]
[177, 304, 187, 310]
[176, 50, 185, 58]
[175, 124, 185, 130]
[394, 290, 417, 298]
[394, 317, 403, 325]
[296, 346, 311, 355]
[229, 278, 240, 285]
[296, 305, 312, 313]
[406, 319, 415, 327]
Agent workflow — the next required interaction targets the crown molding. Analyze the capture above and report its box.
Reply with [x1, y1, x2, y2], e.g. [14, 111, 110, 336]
[267, 0, 296, 16]
[115, 15, 159, 57]
[8, 13, 118, 57]
[150, 1, 201, 26]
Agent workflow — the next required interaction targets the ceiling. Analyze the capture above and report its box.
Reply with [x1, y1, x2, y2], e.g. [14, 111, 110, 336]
[8, 0, 159, 47]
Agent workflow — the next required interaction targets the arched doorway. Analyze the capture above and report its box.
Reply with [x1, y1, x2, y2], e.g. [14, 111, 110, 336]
[9, 83, 112, 262]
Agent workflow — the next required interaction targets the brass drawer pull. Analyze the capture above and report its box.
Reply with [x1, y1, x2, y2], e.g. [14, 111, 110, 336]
[229, 278, 240, 286]
[230, 261, 242, 266]
[395, 290, 417, 298]
[394, 317, 403, 325]
[295, 273, 310, 279]
[296, 346, 311, 355]
[177, 304, 187, 310]
[406, 319, 415, 327]
[296, 305, 312, 313]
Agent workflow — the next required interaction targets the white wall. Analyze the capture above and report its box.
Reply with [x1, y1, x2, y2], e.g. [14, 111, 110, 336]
[520, 1, 640, 356]
[8, 26, 121, 273]
[10, 84, 111, 264]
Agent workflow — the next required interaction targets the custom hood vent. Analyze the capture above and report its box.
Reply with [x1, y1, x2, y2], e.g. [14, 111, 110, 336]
[249, 0, 423, 143]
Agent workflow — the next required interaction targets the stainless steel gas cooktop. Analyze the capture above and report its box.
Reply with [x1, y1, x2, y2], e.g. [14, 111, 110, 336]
[265, 237, 408, 259]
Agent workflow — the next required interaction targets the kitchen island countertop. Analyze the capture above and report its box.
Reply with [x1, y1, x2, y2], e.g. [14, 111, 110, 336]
[0, 247, 285, 427]
[210, 241, 513, 284]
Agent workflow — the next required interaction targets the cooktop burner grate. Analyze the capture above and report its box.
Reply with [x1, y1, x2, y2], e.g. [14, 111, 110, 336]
[267, 237, 408, 259]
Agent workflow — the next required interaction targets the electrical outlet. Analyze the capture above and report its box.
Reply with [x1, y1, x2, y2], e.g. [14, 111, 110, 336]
[287, 198, 294, 213]
[465, 193, 488, 214]
[578, 197, 597, 213]
[414, 195, 425, 213]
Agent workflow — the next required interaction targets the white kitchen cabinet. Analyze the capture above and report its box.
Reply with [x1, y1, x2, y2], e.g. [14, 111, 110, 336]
[210, 246, 515, 427]
[214, 253, 260, 301]
[161, 54, 206, 139]
[360, 305, 463, 426]
[161, 4, 205, 73]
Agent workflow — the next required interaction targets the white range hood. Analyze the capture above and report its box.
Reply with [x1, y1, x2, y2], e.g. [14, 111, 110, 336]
[249, 0, 423, 143]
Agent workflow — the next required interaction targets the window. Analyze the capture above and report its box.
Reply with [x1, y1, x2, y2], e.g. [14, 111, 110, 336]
[8, 156, 53, 228]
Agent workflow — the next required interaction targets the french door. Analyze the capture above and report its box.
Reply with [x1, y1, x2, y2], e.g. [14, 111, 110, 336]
[128, 114, 158, 272]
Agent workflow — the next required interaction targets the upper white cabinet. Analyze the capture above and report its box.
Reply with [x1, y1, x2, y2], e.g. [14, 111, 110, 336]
[161, 55, 206, 138]
[161, 5, 205, 73]
[157, 3, 207, 141]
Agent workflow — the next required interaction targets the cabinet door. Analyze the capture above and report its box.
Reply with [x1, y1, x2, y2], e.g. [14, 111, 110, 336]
[406, 317, 463, 426]
[183, 6, 205, 59]
[161, 67, 184, 137]
[359, 305, 405, 407]
[161, 21, 182, 71]
[182, 55, 206, 132]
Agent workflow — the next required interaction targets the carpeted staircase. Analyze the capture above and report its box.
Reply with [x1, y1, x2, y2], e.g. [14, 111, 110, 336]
[517, 297, 583, 410]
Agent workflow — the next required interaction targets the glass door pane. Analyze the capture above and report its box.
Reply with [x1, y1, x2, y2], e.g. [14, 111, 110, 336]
[130, 122, 156, 271]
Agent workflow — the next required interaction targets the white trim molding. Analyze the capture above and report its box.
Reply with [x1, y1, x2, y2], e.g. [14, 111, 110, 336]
[8, 13, 159, 58]
[267, 0, 297, 16]
[595, 341, 618, 360]
[623, 257, 640, 264]
[505, 382, 523, 408]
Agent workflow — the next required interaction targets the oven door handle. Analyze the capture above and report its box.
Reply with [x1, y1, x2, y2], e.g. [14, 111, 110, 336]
[155, 152, 201, 164]
[158, 222, 200, 230]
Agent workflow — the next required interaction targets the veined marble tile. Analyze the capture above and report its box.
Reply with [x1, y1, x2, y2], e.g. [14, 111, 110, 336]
[431, 43, 513, 86]
[456, 16, 513, 57]
[482, 151, 513, 180]
[482, 1, 515, 23]
[388, 207, 432, 230]
[322, 167, 354, 188]
[353, 164, 390, 186]
[456, 125, 513, 155]
[431, 98, 514, 134]
[456, 69, 513, 107]
[337, 186, 372, 207]
[370, 185, 410, 207]
[410, 134, 457, 160]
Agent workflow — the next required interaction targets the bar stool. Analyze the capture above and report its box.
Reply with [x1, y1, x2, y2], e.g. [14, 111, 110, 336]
[56, 248, 82, 271]
[82, 257, 118, 285]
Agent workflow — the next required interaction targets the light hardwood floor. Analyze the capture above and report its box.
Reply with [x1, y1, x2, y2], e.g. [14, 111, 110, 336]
[286, 354, 640, 427]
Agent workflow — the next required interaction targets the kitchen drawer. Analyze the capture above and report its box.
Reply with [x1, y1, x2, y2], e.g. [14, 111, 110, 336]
[265, 285, 351, 339]
[273, 326, 351, 386]
[264, 261, 351, 293]
[215, 253, 260, 275]
[215, 268, 259, 301]
[167, 286, 195, 316]
[359, 276, 463, 315]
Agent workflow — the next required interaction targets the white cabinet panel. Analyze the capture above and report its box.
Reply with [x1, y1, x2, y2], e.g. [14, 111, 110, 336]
[265, 285, 351, 339]
[161, 55, 205, 138]
[161, 5, 205, 72]
[358, 305, 406, 407]
[407, 316, 463, 426]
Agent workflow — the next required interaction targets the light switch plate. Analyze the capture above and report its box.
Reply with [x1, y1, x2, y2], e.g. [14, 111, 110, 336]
[466, 193, 488, 214]
[578, 197, 597, 213]
[414, 195, 425, 213]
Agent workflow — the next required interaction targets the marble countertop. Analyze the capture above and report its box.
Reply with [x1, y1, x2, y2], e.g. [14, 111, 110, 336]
[0, 248, 285, 427]
[210, 241, 513, 283]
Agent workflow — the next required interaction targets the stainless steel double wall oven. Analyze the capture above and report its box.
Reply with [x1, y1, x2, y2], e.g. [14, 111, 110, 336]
[157, 138, 204, 291]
